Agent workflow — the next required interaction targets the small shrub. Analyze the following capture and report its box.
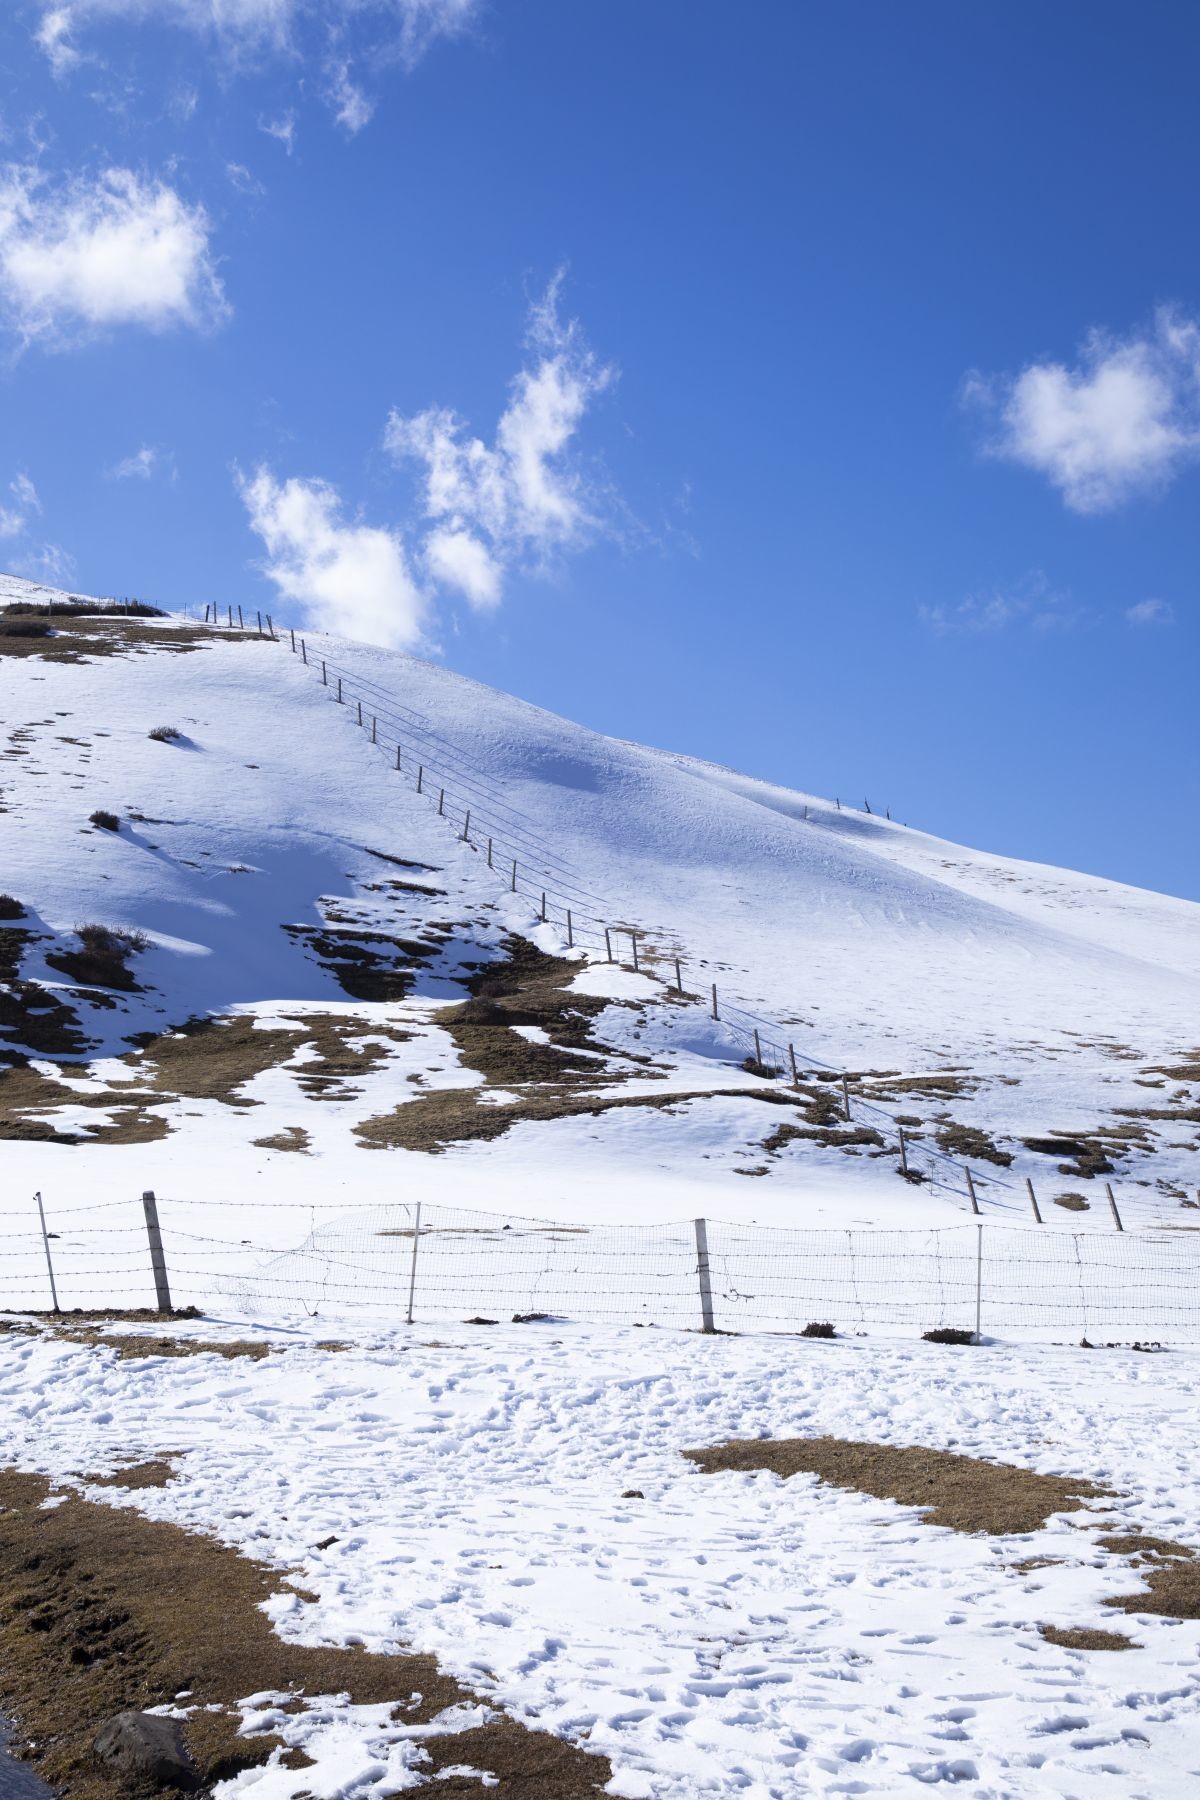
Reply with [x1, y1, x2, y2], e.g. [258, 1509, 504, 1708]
[0, 895, 24, 920]
[922, 1327, 975, 1345]
[89, 809, 119, 832]
[45, 921, 148, 991]
[801, 1320, 837, 1339]
[0, 619, 52, 638]
[148, 725, 183, 743]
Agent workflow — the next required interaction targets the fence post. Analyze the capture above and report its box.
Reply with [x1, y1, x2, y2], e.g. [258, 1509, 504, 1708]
[974, 1223, 983, 1341]
[841, 1074, 851, 1121]
[711, 982, 719, 1021]
[1026, 1177, 1043, 1223]
[965, 1167, 980, 1215]
[417, 765, 424, 794]
[511, 858, 517, 892]
[462, 808, 470, 842]
[674, 958, 683, 992]
[301, 638, 307, 664]
[141, 1190, 173, 1313]
[694, 1217, 716, 1334]
[605, 927, 613, 962]
[540, 891, 547, 922]
[1105, 1183, 1124, 1232]
[567, 909, 574, 947]
[34, 1192, 60, 1313]
[487, 838, 493, 869]
[753, 1027, 762, 1065]
[438, 788, 445, 816]
[266, 614, 274, 639]
[321, 658, 326, 684]
[898, 1128, 909, 1176]
[337, 677, 343, 703]
[227, 605, 233, 627]
[371, 716, 377, 744]
[395, 744, 402, 771]
[357, 699, 363, 727]
[630, 932, 639, 972]
[405, 1202, 422, 1326]
[289, 627, 296, 652]
[237, 606, 244, 629]
[256, 610, 263, 636]
[788, 1043, 799, 1087]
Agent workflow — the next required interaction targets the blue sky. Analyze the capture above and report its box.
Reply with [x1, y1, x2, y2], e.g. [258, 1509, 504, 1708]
[1, 2, 1197, 900]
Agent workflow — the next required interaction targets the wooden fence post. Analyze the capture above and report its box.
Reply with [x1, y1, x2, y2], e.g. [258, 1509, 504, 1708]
[788, 1043, 799, 1087]
[371, 716, 377, 744]
[753, 1027, 762, 1066]
[266, 615, 274, 639]
[1105, 1183, 1124, 1231]
[567, 909, 574, 947]
[694, 1218, 716, 1334]
[605, 927, 613, 961]
[34, 1191, 60, 1314]
[141, 1190, 173, 1313]
[357, 699, 363, 726]
[1026, 1177, 1043, 1223]
[417, 765, 424, 794]
[540, 891, 547, 922]
[674, 958, 683, 992]
[711, 983, 719, 1021]
[301, 639, 307, 665]
[395, 745, 402, 770]
[487, 838, 493, 868]
[256, 610, 263, 636]
[438, 788, 445, 816]
[405, 1202, 422, 1326]
[289, 627, 296, 652]
[461, 809, 470, 842]
[511, 858, 517, 892]
[965, 1167, 980, 1215]
[337, 677, 343, 703]
[237, 606, 244, 629]
[227, 605, 233, 627]
[898, 1128, 909, 1176]
[630, 932, 639, 972]
[841, 1074, 851, 1121]
[321, 659, 327, 684]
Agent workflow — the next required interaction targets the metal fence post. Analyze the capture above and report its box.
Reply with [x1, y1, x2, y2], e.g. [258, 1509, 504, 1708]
[34, 1192, 60, 1313]
[141, 1190, 173, 1313]
[694, 1217, 716, 1334]
[406, 1202, 422, 1326]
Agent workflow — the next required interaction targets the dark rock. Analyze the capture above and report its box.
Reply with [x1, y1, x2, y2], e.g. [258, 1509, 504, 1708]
[94, 1712, 198, 1790]
[621, 1490, 645, 1500]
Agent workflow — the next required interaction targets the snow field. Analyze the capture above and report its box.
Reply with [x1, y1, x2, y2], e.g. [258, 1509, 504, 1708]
[1, 1316, 1198, 1796]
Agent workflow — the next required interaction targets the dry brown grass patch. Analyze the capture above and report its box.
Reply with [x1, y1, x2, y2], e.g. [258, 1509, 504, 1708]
[0, 1468, 612, 1800]
[252, 1125, 312, 1152]
[1039, 1625, 1136, 1651]
[683, 1436, 1110, 1535]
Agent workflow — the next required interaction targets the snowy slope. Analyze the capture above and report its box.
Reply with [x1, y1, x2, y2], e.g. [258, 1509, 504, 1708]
[1, 576, 1198, 1249]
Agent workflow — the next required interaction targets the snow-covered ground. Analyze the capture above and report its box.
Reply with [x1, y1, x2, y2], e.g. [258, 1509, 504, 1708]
[1, 583, 1196, 1252]
[2, 1312, 1198, 1798]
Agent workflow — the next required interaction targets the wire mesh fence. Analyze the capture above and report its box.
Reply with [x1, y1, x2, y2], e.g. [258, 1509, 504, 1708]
[9, 1195, 1200, 1343]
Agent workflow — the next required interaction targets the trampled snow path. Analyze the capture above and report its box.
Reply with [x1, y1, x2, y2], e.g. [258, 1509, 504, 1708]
[2, 1316, 1198, 1797]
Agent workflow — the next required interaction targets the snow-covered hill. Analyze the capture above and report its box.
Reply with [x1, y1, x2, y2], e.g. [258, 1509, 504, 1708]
[1, 574, 1197, 1240]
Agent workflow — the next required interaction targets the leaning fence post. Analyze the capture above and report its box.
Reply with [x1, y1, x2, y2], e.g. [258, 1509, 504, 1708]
[711, 983, 719, 1021]
[141, 1190, 173, 1313]
[753, 1027, 762, 1065]
[237, 606, 244, 629]
[34, 1191, 60, 1313]
[1026, 1177, 1043, 1224]
[841, 1074, 851, 1121]
[405, 1202, 422, 1326]
[301, 638, 307, 664]
[965, 1166, 980, 1215]
[694, 1217, 716, 1334]
[266, 614, 274, 639]
[462, 808, 470, 842]
[974, 1222, 983, 1342]
[1105, 1182, 1124, 1232]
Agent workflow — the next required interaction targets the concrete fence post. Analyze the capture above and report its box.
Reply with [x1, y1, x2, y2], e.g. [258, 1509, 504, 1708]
[694, 1217, 716, 1334]
[141, 1190, 173, 1313]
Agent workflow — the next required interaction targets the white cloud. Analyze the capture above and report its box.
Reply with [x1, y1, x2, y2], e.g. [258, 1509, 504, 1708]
[1126, 597, 1175, 627]
[965, 308, 1200, 513]
[919, 571, 1084, 636]
[0, 472, 41, 537]
[385, 273, 614, 608]
[225, 160, 265, 197]
[0, 164, 227, 345]
[36, 6, 82, 75]
[327, 62, 375, 134]
[237, 464, 426, 648]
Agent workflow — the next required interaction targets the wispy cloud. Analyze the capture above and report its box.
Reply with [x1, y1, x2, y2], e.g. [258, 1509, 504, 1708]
[1125, 597, 1175, 627]
[385, 272, 615, 610]
[0, 469, 73, 582]
[258, 111, 296, 154]
[0, 471, 41, 537]
[963, 308, 1200, 514]
[919, 571, 1086, 636]
[108, 444, 175, 481]
[237, 465, 426, 649]
[35, 2, 480, 129]
[0, 163, 227, 346]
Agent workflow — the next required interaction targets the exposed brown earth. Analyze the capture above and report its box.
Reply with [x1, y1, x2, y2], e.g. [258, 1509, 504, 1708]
[0, 1467, 613, 1799]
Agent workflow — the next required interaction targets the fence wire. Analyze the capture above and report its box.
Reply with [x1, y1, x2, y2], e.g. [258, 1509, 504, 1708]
[8, 1199, 1199, 1342]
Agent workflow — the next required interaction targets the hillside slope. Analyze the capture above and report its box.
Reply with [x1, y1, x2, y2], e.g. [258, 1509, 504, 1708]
[1, 577, 1197, 1238]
